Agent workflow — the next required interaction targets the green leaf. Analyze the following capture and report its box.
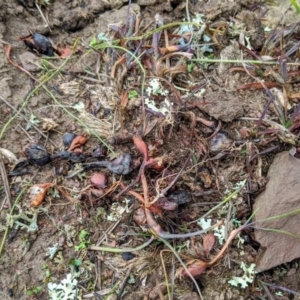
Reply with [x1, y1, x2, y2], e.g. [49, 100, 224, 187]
[89, 36, 97, 47]
[188, 62, 195, 73]
[290, 0, 300, 14]
[129, 90, 139, 99]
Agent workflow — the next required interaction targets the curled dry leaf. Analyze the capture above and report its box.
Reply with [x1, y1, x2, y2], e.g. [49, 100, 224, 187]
[133, 135, 148, 161]
[181, 259, 208, 277]
[0, 148, 18, 164]
[133, 207, 147, 226]
[68, 134, 88, 151]
[23, 143, 51, 166]
[237, 82, 280, 90]
[120, 90, 129, 108]
[90, 173, 107, 189]
[148, 156, 164, 171]
[29, 182, 52, 207]
[203, 233, 216, 257]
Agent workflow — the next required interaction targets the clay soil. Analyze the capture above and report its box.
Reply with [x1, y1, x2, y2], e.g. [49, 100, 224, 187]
[0, 0, 300, 299]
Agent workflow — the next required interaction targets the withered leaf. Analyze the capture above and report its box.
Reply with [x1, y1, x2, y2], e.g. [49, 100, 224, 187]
[181, 259, 208, 277]
[203, 233, 216, 257]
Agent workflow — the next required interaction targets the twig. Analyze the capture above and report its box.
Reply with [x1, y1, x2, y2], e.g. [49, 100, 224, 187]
[55, 185, 78, 204]
[115, 160, 144, 199]
[0, 155, 12, 209]
[35, 2, 51, 31]
[117, 265, 133, 300]
[6, 46, 39, 82]
[90, 236, 155, 252]
[225, 201, 233, 269]
[95, 219, 122, 247]
[204, 120, 222, 141]
[96, 260, 102, 290]
[160, 250, 170, 300]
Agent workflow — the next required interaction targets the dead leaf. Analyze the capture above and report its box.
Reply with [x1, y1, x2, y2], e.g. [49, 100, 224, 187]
[120, 90, 128, 108]
[133, 135, 148, 161]
[237, 82, 280, 90]
[0, 148, 18, 164]
[29, 183, 52, 207]
[181, 259, 208, 277]
[203, 233, 216, 257]
[68, 134, 89, 151]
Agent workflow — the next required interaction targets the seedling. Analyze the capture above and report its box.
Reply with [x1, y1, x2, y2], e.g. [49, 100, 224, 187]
[129, 90, 139, 99]
[74, 229, 90, 251]
[26, 285, 42, 296]
[43, 264, 52, 284]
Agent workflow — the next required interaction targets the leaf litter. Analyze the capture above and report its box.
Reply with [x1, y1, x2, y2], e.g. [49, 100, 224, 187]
[0, 0, 300, 299]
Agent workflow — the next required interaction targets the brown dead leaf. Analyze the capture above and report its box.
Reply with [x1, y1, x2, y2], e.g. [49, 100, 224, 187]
[203, 233, 216, 257]
[120, 90, 128, 108]
[133, 135, 148, 161]
[181, 259, 208, 277]
[237, 82, 280, 90]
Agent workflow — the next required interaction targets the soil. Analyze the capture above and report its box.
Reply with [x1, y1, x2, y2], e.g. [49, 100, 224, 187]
[0, 0, 300, 299]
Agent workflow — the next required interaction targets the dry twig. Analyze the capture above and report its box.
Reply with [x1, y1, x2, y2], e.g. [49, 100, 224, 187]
[0, 155, 12, 209]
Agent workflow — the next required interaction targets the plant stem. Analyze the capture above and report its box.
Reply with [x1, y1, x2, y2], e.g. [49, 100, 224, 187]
[190, 58, 300, 66]
[158, 236, 203, 300]
[89, 236, 155, 252]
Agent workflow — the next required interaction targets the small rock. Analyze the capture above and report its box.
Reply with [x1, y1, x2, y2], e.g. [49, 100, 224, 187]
[62, 132, 76, 148]
[138, 0, 156, 6]
[90, 173, 107, 189]
[18, 51, 41, 72]
[30, 97, 39, 107]
[254, 151, 300, 272]
[0, 77, 12, 99]
[121, 252, 136, 261]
